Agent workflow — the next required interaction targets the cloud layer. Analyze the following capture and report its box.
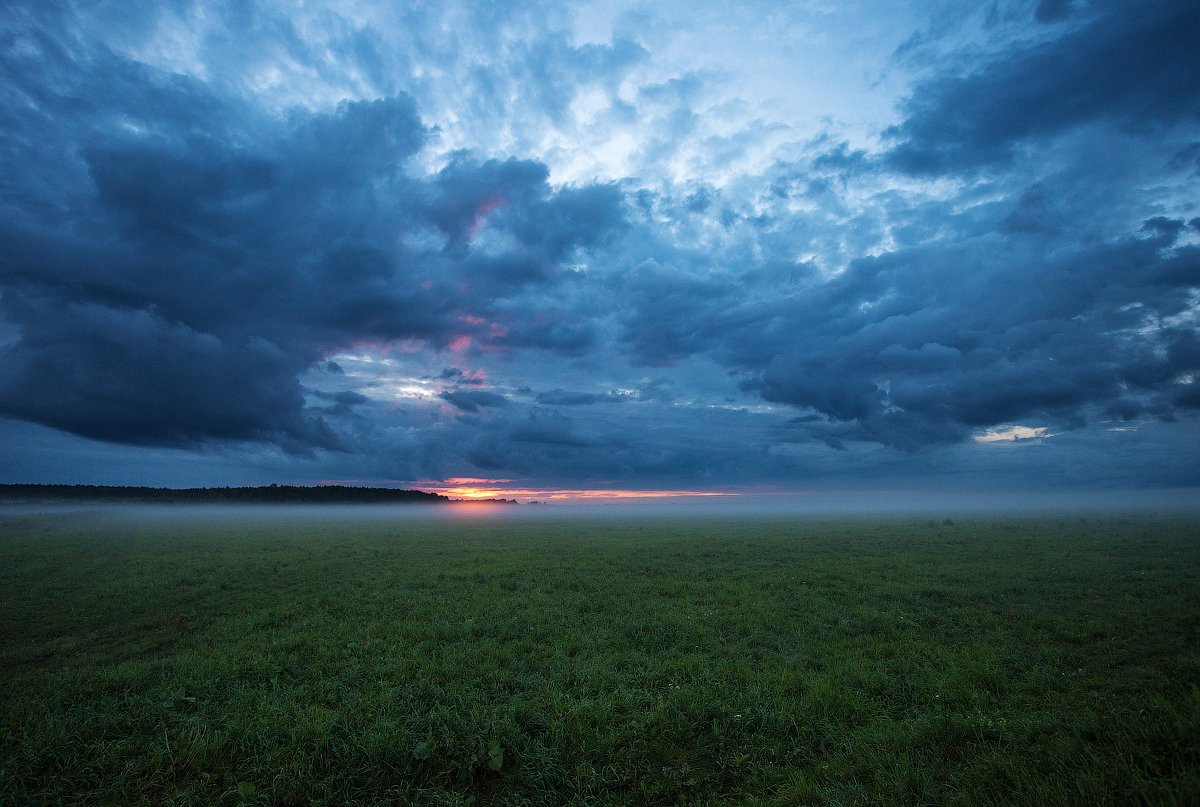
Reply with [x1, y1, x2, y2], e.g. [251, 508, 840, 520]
[1, 0, 1197, 493]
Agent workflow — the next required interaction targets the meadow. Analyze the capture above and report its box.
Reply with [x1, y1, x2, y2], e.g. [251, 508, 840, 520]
[1, 508, 1197, 805]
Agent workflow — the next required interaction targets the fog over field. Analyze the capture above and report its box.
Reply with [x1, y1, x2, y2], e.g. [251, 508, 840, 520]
[5, 486, 1200, 523]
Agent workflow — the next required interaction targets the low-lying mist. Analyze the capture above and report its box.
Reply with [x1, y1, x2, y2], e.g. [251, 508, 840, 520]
[3, 486, 1196, 522]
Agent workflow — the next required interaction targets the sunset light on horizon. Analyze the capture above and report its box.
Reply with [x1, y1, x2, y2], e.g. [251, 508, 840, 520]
[379, 478, 740, 503]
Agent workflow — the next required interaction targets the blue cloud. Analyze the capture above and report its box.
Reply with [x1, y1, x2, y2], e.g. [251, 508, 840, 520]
[1, 0, 1197, 495]
[438, 390, 509, 413]
[886, 1, 1200, 173]
[0, 20, 624, 449]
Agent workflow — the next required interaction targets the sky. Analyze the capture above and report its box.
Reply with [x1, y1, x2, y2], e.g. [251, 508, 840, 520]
[1, 0, 1198, 503]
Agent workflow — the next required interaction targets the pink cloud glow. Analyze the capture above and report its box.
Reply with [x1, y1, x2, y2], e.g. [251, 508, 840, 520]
[468, 196, 508, 239]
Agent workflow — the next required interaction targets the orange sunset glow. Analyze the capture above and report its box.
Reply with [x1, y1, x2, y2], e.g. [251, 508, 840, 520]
[418, 478, 736, 502]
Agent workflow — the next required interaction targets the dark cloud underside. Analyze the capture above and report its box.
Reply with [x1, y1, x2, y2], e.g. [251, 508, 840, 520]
[887, 1, 1200, 173]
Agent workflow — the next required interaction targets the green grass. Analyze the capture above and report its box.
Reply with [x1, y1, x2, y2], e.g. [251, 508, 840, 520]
[1, 510, 1197, 805]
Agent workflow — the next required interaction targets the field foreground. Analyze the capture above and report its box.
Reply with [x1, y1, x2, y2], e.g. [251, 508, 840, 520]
[1, 510, 1197, 805]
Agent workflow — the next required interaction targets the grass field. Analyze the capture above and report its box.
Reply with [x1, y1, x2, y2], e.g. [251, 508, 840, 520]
[1, 508, 1198, 805]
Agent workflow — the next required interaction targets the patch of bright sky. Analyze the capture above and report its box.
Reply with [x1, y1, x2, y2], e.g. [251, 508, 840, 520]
[1164, 291, 1200, 329]
[573, 0, 912, 132]
[308, 350, 438, 404]
[973, 425, 1055, 444]
[118, 5, 212, 84]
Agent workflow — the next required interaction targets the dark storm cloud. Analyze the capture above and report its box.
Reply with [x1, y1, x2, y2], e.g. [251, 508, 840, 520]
[0, 12, 624, 450]
[887, 1, 1200, 173]
[615, 258, 747, 366]
[492, 313, 598, 355]
[610, 170, 1200, 451]
[500, 183, 628, 260]
[509, 410, 596, 447]
[0, 298, 339, 451]
[438, 390, 509, 413]
[309, 389, 370, 417]
[436, 367, 485, 386]
[427, 155, 550, 253]
[535, 389, 631, 406]
[748, 221, 1200, 448]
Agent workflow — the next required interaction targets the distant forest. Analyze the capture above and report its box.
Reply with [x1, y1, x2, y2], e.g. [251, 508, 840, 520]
[0, 484, 455, 505]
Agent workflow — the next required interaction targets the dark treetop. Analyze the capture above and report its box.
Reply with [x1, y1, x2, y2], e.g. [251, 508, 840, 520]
[0, 484, 450, 505]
